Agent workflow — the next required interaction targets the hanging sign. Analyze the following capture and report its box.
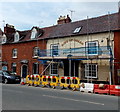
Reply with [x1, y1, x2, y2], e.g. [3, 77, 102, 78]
[61, 39, 83, 47]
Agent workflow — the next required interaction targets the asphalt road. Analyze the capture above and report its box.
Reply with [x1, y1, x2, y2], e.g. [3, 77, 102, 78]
[1, 83, 120, 111]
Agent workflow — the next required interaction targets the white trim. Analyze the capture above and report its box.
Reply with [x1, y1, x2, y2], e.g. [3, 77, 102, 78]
[85, 64, 98, 78]
[86, 41, 99, 56]
[12, 49, 17, 58]
[31, 28, 37, 39]
[14, 32, 19, 42]
[50, 44, 59, 56]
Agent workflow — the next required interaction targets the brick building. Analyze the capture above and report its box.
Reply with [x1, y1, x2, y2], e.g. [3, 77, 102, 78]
[1, 8, 120, 84]
[1, 25, 50, 78]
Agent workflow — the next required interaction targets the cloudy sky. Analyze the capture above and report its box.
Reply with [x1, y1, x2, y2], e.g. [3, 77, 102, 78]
[0, 1, 119, 31]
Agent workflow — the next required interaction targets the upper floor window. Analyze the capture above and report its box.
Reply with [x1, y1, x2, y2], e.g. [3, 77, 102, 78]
[51, 44, 59, 56]
[14, 32, 19, 42]
[31, 28, 37, 39]
[2, 34, 7, 44]
[12, 49, 17, 58]
[33, 62, 39, 74]
[85, 63, 98, 78]
[86, 41, 98, 56]
[33, 47, 39, 57]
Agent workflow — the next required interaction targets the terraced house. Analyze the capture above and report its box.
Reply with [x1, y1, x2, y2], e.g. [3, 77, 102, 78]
[1, 7, 120, 85]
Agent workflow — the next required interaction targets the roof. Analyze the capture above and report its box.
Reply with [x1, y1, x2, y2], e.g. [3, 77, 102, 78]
[2, 12, 120, 44]
[48, 13, 119, 38]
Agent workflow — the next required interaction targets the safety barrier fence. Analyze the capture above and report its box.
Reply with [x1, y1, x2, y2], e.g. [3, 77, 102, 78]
[24, 75, 120, 96]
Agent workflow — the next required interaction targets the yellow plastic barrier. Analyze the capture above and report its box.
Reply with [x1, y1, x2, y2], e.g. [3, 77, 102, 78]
[50, 76, 59, 88]
[28, 75, 35, 86]
[70, 77, 80, 90]
[41, 75, 50, 87]
[34, 75, 41, 87]
[26, 75, 30, 84]
[59, 76, 72, 89]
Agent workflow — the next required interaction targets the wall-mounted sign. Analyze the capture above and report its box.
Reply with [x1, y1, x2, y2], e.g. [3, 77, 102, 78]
[61, 39, 84, 46]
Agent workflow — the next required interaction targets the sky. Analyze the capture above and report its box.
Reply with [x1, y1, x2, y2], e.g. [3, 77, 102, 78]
[0, 1, 119, 31]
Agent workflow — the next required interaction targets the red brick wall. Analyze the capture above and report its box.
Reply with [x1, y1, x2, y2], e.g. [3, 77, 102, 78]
[114, 31, 120, 84]
[2, 40, 46, 77]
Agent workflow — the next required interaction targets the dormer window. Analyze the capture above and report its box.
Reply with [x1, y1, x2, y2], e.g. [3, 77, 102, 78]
[2, 34, 7, 44]
[14, 32, 19, 42]
[31, 28, 37, 39]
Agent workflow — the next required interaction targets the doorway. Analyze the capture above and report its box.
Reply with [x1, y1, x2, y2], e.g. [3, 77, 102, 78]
[63, 60, 79, 77]
[21, 64, 28, 78]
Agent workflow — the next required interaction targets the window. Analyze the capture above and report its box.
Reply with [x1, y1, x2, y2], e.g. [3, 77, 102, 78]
[12, 49, 17, 58]
[33, 63, 39, 74]
[51, 44, 59, 56]
[2, 66, 7, 71]
[2, 34, 7, 44]
[31, 28, 37, 39]
[73, 27, 82, 33]
[86, 41, 98, 55]
[85, 64, 97, 78]
[50, 63, 58, 75]
[33, 47, 39, 57]
[14, 32, 19, 42]
[11, 63, 16, 73]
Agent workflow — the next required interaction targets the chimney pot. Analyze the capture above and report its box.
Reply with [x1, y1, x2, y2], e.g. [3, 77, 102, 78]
[57, 14, 71, 25]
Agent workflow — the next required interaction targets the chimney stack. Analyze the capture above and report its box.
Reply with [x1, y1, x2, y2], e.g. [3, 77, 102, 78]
[4, 24, 15, 34]
[57, 15, 71, 25]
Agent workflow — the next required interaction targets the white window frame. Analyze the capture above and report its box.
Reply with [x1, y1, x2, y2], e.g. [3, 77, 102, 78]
[50, 44, 59, 56]
[12, 49, 17, 58]
[2, 34, 7, 44]
[33, 47, 39, 57]
[85, 64, 98, 78]
[73, 27, 82, 33]
[50, 63, 58, 76]
[33, 63, 39, 75]
[86, 41, 99, 56]
[14, 32, 19, 42]
[31, 28, 37, 39]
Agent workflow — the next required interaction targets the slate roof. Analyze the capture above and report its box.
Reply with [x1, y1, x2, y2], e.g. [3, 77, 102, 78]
[2, 12, 120, 44]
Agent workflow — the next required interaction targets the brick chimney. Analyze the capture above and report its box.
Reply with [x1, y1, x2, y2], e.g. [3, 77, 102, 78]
[57, 15, 71, 25]
[4, 24, 15, 34]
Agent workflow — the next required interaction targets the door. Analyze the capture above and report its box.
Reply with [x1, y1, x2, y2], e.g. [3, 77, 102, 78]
[21, 65, 28, 78]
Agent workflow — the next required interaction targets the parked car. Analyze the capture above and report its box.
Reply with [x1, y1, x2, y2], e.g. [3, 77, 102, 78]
[0, 70, 21, 84]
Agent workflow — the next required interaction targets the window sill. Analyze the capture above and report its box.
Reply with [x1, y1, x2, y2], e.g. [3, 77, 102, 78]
[12, 57, 17, 59]
[85, 77, 98, 79]
[32, 56, 38, 59]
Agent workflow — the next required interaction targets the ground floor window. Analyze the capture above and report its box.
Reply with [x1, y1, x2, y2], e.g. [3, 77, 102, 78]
[33, 63, 39, 74]
[2, 66, 7, 71]
[50, 63, 58, 75]
[85, 63, 97, 78]
[11, 63, 17, 73]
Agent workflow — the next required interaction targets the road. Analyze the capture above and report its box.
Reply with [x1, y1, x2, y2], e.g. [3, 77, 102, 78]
[1, 83, 120, 111]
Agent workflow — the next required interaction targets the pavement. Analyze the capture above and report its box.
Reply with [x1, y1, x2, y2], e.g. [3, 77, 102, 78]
[1, 83, 120, 111]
